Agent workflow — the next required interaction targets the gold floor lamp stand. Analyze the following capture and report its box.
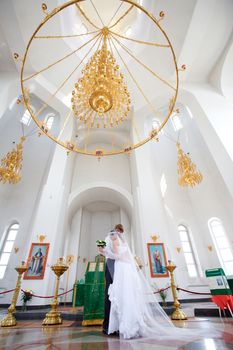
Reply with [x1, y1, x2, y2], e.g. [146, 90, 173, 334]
[42, 258, 69, 326]
[166, 261, 187, 320]
[1, 261, 28, 327]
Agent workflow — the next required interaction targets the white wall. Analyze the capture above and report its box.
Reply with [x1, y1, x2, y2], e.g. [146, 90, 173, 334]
[73, 208, 122, 281]
[71, 150, 131, 193]
[142, 103, 233, 297]
[0, 95, 58, 304]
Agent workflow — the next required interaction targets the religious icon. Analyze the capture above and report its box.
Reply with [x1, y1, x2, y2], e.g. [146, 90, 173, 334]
[147, 243, 169, 278]
[24, 243, 49, 280]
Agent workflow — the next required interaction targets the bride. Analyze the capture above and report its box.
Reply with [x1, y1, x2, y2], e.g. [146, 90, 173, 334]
[99, 229, 220, 341]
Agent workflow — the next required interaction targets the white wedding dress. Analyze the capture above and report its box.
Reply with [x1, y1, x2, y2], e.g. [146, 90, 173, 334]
[105, 234, 220, 341]
[107, 235, 173, 339]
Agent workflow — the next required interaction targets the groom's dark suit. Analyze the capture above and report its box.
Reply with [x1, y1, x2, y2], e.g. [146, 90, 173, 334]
[103, 258, 115, 333]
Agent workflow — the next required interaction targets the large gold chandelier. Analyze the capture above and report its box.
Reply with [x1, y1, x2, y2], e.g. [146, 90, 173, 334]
[177, 142, 203, 187]
[72, 28, 130, 129]
[0, 137, 25, 184]
[18, 0, 183, 157]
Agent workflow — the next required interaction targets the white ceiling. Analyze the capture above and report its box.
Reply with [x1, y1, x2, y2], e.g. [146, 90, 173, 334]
[0, 26, 17, 72]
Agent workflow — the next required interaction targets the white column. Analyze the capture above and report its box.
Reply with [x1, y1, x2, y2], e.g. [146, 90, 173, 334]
[21, 145, 72, 305]
[63, 208, 82, 302]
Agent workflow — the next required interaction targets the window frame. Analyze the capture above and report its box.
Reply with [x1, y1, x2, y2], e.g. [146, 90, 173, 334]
[0, 222, 19, 279]
[208, 217, 233, 275]
[21, 107, 35, 126]
[160, 173, 167, 197]
[178, 224, 201, 278]
[171, 113, 183, 132]
[152, 119, 164, 135]
[44, 113, 55, 130]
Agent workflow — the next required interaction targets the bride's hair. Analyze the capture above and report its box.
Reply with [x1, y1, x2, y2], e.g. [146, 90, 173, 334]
[115, 224, 124, 233]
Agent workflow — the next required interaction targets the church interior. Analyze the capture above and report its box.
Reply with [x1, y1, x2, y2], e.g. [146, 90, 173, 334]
[0, 0, 233, 349]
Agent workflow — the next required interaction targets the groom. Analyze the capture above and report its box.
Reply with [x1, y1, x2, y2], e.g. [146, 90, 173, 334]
[99, 224, 124, 335]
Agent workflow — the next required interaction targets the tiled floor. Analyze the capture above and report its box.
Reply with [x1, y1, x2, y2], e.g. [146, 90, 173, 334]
[0, 318, 232, 350]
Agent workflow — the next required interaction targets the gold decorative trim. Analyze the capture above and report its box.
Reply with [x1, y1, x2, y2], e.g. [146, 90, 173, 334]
[82, 319, 103, 326]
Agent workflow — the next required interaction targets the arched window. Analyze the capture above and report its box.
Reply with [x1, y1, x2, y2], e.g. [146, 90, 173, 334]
[160, 174, 167, 197]
[171, 113, 183, 131]
[44, 114, 55, 130]
[208, 218, 233, 275]
[21, 108, 34, 126]
[178, 224, 199, 277]
[0, 223, 19, 279]
[152, 119, 164, 135]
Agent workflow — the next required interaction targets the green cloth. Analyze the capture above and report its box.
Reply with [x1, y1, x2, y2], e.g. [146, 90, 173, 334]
[72, 282, 85, 307]
[83, 260, 105, 322]
[205, 268, 232, 295]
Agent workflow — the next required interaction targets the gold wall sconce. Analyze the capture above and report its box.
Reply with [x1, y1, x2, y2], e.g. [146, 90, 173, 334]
[37, 234, 46, 243]
[66, 255, 74, 265]
[151, 234, 160, 243]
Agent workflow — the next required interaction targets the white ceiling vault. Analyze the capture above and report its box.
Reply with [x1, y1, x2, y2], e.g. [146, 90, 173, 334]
[0, 0, 233, 114]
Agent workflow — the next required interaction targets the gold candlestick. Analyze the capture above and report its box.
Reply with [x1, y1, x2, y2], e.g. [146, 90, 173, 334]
[64, 255, 74, 306]
[166, 261, 187, 320]
[42, 258, 69, 325]
[1, 261, 28, 327]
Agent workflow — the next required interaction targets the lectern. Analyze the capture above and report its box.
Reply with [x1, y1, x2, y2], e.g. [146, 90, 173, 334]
[82, 259, 105, 325]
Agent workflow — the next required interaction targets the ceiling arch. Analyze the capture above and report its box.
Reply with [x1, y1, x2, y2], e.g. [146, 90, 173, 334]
[68, 181, 133, 222]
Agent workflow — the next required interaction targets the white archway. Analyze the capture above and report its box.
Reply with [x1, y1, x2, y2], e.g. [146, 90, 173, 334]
[65, 182, 134, 283]
[68, 181, 133, 223]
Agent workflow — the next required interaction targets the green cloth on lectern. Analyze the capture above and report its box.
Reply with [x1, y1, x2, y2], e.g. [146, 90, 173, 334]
[72, 280, 85, 307]
[83, 260, 105, 322]
[205, 268, 232, 295]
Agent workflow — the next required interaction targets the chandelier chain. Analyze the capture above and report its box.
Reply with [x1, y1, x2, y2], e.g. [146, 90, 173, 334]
[75, 3, 100, 29]
[90, 0, 105, 27]
[24, 32, 101, 82]
[33, 33, 102, 121]
[111, 34, 176, 91]
[34, 30, 99, 39]
[110, 35, 161, 120]
[57, 109, 73, 140]
[110, 30, 170, 48]
[109, 4, 134, 29]
[107, 2, 123, 27]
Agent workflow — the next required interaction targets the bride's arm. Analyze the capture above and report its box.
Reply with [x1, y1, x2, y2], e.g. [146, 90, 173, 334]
[112, 236, 119, 254]
[99, 235, 120, 259]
